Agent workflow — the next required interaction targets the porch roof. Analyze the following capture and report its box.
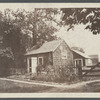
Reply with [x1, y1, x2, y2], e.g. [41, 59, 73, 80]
[72, 49, 91, 59]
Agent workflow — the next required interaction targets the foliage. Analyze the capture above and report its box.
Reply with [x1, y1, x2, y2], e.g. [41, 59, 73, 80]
[0, 47, 13, 59]
[0, 47, 14, 76]
[0, 8, 59, 71]
[2, 8, 59, 49]
[33, 65, 77, 83]
[55, 66, 77, 83]
[26, 8, 59, 45]
[61, 8, 100, 34]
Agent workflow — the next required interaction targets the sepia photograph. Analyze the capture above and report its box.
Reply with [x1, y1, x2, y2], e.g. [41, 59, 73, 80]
[0, 3, 100, 97]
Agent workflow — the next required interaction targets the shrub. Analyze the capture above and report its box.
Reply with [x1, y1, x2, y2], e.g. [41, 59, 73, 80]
[9, 67, 27, 75]
[54, 66, 77, 83]
[0, 48, 14, 76]
[31, 65, 77, 83]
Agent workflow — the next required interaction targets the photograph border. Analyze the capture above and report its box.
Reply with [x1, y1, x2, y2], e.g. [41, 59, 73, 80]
[0, 0, 99, 3]
[0, 1, 100, 99]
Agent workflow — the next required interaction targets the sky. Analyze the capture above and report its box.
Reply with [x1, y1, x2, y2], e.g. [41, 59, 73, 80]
[55, 25, 100, 61]
[0, 3, 100, 60]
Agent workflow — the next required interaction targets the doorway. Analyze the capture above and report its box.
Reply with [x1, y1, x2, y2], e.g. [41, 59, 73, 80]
[28, 57, 37, 73]
[75, 59, 83, 67]
[75, 59, 83, 78]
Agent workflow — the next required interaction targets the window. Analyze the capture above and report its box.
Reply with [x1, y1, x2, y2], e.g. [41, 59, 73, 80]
[61, 50, 67, 59]
[60, 46, 67, 59]
[75, 59, 83, 67]
[38, 57, 43, 65]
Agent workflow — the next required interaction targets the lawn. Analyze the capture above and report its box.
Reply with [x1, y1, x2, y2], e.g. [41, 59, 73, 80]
[0, 78, 100, 92]
[0, 79, 53, 93]
[0, 79, 82, 92]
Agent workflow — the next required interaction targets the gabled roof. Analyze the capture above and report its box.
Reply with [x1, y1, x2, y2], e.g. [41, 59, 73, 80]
[25, 39, 63, 55]
[72, 49, 90, 59]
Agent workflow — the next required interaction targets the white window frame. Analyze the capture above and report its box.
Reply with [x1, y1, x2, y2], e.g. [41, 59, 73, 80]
[74, 59, 83, 67]
[38, 57, 43, 65]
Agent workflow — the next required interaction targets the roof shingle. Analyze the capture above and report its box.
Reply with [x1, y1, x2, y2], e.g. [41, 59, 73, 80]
[72, 49, 90, 58]
[25, 39, 63, 55]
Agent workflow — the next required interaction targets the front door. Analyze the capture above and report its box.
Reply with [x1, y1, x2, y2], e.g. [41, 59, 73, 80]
[28, 57, 37, 73]
[31, 57, 37, 73]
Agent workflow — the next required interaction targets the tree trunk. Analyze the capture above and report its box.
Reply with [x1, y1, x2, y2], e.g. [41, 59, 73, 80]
[32, 8, 38, 46]
[32, 26, 37, 46]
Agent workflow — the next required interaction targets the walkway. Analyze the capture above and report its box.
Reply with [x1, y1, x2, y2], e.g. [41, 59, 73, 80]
[0, 77, 100, 88]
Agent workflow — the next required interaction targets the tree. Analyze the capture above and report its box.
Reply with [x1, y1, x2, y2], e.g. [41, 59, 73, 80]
[61, 8, 100, 34]
[26, 8, 59, 46]
[0, 47, 14, 76]
[0, 8, 59, 71]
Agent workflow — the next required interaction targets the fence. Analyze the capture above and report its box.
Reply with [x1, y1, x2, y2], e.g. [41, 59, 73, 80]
[82, 63, 100, 77]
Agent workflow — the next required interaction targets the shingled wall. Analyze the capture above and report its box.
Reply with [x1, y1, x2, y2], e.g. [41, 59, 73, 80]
[53, 40, 73, 68]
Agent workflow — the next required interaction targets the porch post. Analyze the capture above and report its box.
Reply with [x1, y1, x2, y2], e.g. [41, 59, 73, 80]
[27, 58, 29, 73]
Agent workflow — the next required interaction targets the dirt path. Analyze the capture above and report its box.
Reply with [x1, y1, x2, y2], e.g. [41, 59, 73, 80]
[0, 77, 100, 89]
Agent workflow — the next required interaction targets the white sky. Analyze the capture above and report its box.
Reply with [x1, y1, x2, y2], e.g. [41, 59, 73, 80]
[0, 3, 100, 60]
[55, 25, 100, 61]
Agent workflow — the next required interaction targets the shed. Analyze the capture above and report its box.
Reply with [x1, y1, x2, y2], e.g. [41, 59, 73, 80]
[25, 39, 73, 74]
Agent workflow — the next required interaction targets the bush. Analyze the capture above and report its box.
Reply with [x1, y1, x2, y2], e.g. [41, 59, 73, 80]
[0, 47, 14, 76]
[31, 65, 77, 83]
[54, 66, 77, 83]
[9, 67, 27, 75]
[33, 64, 55, 82]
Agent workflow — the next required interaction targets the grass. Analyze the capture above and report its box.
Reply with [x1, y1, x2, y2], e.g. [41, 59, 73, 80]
[0, 79, 82, 92]
[0, 79, 53, 93]
[1, 79, 100, 92]
[1, 75, 100, 92]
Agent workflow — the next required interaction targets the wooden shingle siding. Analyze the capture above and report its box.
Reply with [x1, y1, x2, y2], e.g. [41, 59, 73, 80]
[26, 52, 53, 67]
[53, 41, 73, 67]
[37, 53, 53, 66]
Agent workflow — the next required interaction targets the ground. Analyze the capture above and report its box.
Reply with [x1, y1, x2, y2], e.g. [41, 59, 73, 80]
[0, 79, 52, 93]
[0, 78, 100, 92]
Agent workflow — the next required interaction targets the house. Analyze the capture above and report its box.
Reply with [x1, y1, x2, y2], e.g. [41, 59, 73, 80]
[25, 39, 73, 74]
[72, 49, 92, 68]
[89, 55, 99, 65]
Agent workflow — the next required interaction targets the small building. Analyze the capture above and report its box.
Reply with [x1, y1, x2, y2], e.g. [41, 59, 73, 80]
[72, 49, 92, 68]
[25, 39, 73, 74]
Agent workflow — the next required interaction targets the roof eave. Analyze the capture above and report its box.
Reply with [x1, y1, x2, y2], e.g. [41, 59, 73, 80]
[24, 51, 53, 56]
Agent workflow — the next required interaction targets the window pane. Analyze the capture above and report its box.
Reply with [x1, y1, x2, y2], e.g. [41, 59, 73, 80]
[39, 58, 43, 65]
